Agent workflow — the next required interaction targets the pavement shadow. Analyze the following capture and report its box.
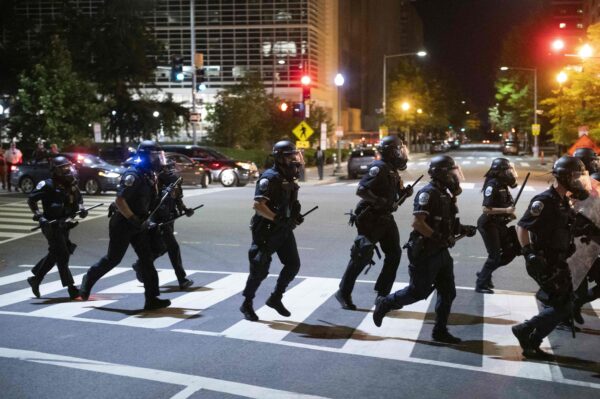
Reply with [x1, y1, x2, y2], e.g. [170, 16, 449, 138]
[385, 309, 517, 326]
[93, 306, 202, 319]
[160, 285, 212, 294]
[32, 297, 74, 305]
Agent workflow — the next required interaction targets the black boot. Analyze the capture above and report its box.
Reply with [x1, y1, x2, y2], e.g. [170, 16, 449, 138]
[144, 297, 171, 311]
[240, 299, 259, 321]
[475, 285, 494, 294]
[511, 322, 548, 358]
[373, 296, 392, 327]
[266, 293, 291, 317]
[432, 329, 462, 344]
[67, 285, 80, 300]
[79, 275, 90, 301]
[27, 276, 41, 298]
[179, 278, 194, 290]
[334, 290, 357, 310]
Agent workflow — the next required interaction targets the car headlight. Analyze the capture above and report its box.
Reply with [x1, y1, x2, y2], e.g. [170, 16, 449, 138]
[98, 171, 121, 179]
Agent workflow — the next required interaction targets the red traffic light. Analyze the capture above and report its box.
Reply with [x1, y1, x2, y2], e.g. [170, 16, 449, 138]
[279, 102, 288, 112]
[301, 75, 311, 86]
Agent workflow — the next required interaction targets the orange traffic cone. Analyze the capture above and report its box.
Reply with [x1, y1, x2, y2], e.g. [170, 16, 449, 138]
[540, 151, 546, 165]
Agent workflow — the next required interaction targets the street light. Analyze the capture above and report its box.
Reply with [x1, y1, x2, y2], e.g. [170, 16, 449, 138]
[551, 38, 565, 52]
[334, 73, 345, 174]
[578, 43, 594, 60]
[152, 111, 160, 118]
[401, 101, 410, 112]
[556, 71, 568, 84]
[499, 66, 538, 156]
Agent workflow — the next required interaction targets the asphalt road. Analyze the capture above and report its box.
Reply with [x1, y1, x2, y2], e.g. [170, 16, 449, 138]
[0, 149, 598, 399]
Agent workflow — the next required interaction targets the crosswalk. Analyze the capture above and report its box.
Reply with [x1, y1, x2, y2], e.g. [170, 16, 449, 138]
[407, 155, 535, 169]
[328, 181, 539, 192]
[1, 265, 598, 389]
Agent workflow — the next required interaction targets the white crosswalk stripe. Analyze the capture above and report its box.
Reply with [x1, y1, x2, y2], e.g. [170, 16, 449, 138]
[1, 266, 598, 389]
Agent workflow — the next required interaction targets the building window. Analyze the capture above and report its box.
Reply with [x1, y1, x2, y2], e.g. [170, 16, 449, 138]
[232, 66, 248, 78]
[205, 66, 221, 77]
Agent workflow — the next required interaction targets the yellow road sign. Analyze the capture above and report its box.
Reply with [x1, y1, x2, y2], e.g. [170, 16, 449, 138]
[532, 123, 541, 136]
[292, 121, 314, 141]
[296, 140, 310, 149]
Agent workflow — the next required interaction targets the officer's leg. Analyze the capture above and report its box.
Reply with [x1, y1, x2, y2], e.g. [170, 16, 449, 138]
[476, 222, 501, 293]
[81, 216, 131, 298]
[264, 232, 300, 317]
[162, 224, 188, 285]
[51, 228, 75, 286]
[373, 253, 437, 327]
[375, 219, 401, 297]
[240, 240, 273, 321]
[431, 250, 459, 342]
[31, 226, 59, 282]
[131, 231, 171, 310]
[339, 235, 375, 296]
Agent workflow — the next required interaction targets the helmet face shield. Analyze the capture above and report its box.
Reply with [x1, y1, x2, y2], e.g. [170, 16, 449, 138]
[55, 164, 77, 184]
[148, 150, 166, 171]
[447, 165, 464, 196]
[281, 150, 304, 179]
[504, 164, 518, 188]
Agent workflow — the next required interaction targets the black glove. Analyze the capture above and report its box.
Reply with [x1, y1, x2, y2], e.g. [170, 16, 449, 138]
[522, 244, 549, 277]
[274, 214, 297, 230]
[403, 185, 414, 198]
[141, 219, 157, 231]
[184, 207, 195, 217]
[79, 207, 88, 219]
[32, 211, 43, 222]
[37, 216, 49, 227]
[296, 215, 305, 226]
[460, 225, 477, 237]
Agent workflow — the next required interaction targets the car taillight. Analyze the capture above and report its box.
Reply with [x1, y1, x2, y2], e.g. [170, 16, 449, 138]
[210, 162, 220, 168]
[11, 165, 18, 172]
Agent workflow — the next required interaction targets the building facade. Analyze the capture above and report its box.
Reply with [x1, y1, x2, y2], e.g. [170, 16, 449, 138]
[584, 0, 600, 26]
[551, 0, 586, 48]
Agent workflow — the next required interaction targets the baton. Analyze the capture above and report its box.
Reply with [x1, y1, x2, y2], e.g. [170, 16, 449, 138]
[301, 205, 319, 218]
[147, 177, 183, 222]
[158, 204, 204, 227]
[394, 175, 424, 208]
[513, 172, 530, 207]
[30, 202, 104, 231]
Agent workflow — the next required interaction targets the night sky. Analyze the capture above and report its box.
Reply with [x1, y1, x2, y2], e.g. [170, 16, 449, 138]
[413, 0, 542, 118]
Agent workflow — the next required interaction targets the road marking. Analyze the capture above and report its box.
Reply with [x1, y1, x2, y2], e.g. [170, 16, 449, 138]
[520, 162, 531, 167]
[0, 217, 37, 224]
[185, 187, 239, 198]
[347, 182, 359, 187]
[215, 243, 241, 247]
[0, 347, 328, 399]
[461, 161, 472, 165]
[478, 157, 488, 160]
[100, 269, 178, 294]
[417, 161, 427, 166]
[0, 272, 88, 308]
[342, 282, 434, 359]
[0, 232, 25, 239]
[461, 183, 475, 189]
[0, 269, 51, 287]
[327, 183, 346, 187]
[117, 273, 247, 329]
[222, 277, 339, 343]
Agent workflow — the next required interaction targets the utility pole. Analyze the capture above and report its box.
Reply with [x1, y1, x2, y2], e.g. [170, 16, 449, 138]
[190, 0, 198, 145]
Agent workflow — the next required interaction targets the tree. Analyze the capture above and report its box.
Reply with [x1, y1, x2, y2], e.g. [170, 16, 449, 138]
[541, 23, 600, 145]
[488, 76, 532, 134]
[205, 74, 272, 149]
[8, 36, 101, 147]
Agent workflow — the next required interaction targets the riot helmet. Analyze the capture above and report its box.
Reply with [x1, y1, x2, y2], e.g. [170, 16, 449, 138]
[51, 156, 77, 185]
[573, 147, 599, 175]
[552, 155, 590, 200]
[377, 135, 408, 170]
[272, 140, 304, 180]
[136, 140, 166, 172]
[485, 157, 518, 188]
[428, 155, 464, 196]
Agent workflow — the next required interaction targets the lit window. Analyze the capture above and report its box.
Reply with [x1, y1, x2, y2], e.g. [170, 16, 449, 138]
[577, 23, 584, 29]
[559, 22, 566, 29]
[204, 66, 220, 77]
[273, 41, 297, 56]
[232, 66, 247, 78]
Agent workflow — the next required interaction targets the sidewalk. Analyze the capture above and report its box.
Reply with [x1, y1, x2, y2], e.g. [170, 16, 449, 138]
[298, 162, 346, 186]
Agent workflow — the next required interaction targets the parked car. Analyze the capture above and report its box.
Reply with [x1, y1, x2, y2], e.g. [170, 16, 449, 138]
[430, 140, 446, 154]
[502, 140, 519, 155]
[11, 153, 123, 195]
[165, 152, 211, 188]
[161, 144, 259, 187]
[98, 146, 136, 165]
[347, 148, 377, 179]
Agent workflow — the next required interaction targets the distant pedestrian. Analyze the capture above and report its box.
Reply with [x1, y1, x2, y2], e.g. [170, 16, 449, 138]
[4, 142, 23, 192]
[0, 146, 6, 190]
[32, 142, 48, 163]
[50, 143, 59, 155]
[316, 146, 325, 180]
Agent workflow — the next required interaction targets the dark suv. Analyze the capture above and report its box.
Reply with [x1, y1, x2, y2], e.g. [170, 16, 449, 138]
[347, 148, 377, 179]
[161, 144, 258, 187]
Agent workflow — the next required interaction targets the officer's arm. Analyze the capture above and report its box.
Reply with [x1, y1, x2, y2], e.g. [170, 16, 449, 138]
[253, 198, 277, 221]
[412, 214, 434, 237]
[482, 206, 515, 215]
[516, 225, 531, 247]
[115, 196, 135, 220]
[27, 187, 45, 216]
[357, 185, 385, 206]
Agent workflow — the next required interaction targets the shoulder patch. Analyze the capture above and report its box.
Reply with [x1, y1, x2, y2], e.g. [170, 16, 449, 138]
[258, 178, 269, 191]
[369, 166, 380, 177]
[530, 200, 544, 217]
[35, 180, 46, 190]
[418, 192, 430, 206]
[484, 186, 493, 197]
[123, 174, 136, 187]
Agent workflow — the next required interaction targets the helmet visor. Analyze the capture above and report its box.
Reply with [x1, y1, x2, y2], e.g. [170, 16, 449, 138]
[150, 150, 167, 169]
[284, 150, 304, 166]
[572, 170, 591, 193]
[450, 164, 465, 182]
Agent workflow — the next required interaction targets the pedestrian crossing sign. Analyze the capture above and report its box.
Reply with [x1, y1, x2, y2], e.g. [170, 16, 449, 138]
[292, 121, 314, 141]
[532, 124, 540, 136]
[296, 140, 310, 149]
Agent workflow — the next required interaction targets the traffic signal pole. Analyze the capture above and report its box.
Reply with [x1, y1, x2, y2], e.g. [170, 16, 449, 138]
[190, 0, 198, 145]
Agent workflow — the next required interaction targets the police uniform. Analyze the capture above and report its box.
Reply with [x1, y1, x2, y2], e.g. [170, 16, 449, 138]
[513, 186, 575, 350]
[475, 178, 514, 289]
[28, 179, 82, 294]
[81, 165, 162, 303]
[243, 167, 301, 301]
[338, 160, 405, 300]
[132, 167, 192, 287]
[380, 180, 459, 336]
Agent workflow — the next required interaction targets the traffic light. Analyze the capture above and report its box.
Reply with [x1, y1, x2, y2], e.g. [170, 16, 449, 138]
[196, 67, 206, 91]
[171, 56, 184, 82]
[301, 75, 311, 102]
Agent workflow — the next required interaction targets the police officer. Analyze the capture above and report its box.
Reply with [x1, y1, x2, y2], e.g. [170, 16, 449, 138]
[512, 156, 588, 359]
[27, 156, 86, 299]
[132, 161, 194, 289]
[240, 140, 304, 321]
[80, 141, 171, 311]
[475, 158, 518, 293]
[573, 147, 600, 180]
[335, 135, 411, 310]
[373, 155, 477, 344]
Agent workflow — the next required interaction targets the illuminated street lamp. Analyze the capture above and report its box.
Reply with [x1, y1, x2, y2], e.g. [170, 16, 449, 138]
[382, 50, 427, 116]
[579, 43, 594, 60]
[401, 101, 411, 112]
[152, 111, 160, 118]
[416, 108, 423, 114]
[551, 38, 565, 52]
[556, 71, 568, 84]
